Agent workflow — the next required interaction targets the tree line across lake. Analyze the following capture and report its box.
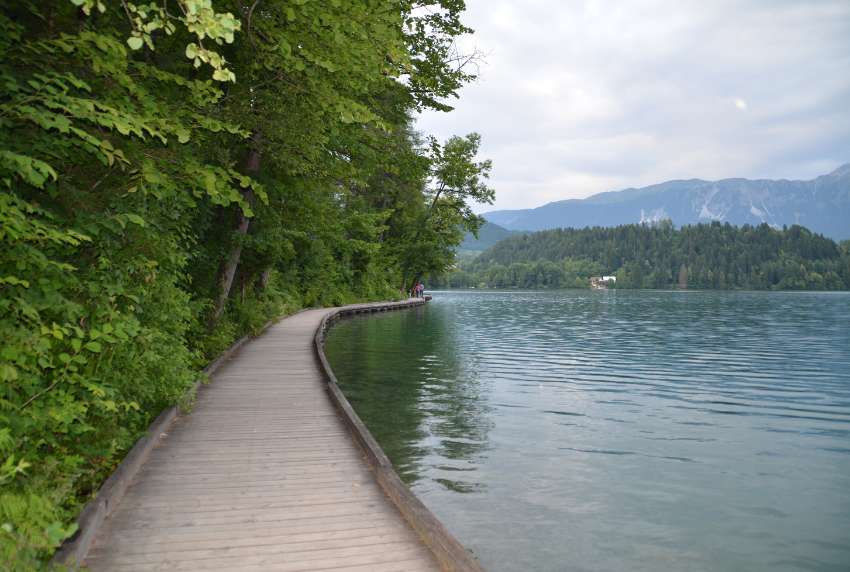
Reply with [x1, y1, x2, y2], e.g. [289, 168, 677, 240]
[0, 0, 493, 566]
[429, 221, 850, 291]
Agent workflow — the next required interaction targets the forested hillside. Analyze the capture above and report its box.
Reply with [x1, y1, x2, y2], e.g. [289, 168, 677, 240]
[0, 0, 492, 566]
[431, 221, 850, 290]
[458, 222, 524, 254]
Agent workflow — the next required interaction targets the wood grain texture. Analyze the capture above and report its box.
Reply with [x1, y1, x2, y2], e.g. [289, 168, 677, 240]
[82, 306, 443, 572]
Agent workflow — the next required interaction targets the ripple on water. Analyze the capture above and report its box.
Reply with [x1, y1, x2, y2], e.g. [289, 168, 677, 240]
[324, 290, 850, 572]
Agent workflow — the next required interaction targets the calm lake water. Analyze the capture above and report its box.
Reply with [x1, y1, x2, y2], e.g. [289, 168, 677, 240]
[323, 290, 850, 572]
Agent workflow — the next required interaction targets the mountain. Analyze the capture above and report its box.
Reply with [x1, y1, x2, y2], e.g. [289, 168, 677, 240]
[459, 222, 525, 252]
[482, 164, 850, 240]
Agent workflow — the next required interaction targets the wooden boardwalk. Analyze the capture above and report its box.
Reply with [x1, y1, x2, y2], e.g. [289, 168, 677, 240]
[83, 308, 442, 572]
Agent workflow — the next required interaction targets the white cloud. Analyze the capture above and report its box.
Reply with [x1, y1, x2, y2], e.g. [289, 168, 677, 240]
[416, 0, 850, 213]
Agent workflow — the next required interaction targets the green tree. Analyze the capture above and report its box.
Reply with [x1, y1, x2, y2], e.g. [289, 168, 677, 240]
[0, 0, 488, 567]
[399, 132, 494, 293]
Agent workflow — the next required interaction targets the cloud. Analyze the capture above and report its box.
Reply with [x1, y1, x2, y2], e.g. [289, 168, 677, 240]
[416, 0, 850, 212]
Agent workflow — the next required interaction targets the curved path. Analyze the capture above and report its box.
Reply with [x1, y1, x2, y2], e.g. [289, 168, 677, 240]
[81, 305, 443, 572]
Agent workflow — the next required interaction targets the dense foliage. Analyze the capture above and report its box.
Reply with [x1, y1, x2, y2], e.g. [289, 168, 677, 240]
[0, 0, 492, 566]
[433, 221, 850, 291]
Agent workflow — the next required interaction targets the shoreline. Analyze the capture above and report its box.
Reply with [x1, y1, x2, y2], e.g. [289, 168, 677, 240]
[315, 297, 485, 572]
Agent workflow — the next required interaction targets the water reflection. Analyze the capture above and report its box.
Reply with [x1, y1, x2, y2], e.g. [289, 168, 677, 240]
[325, 291, 850, 572]
[324, 306, 493, 491]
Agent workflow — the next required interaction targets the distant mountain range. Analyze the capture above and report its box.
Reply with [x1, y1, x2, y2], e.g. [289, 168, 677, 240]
[481, 164, 850, 240]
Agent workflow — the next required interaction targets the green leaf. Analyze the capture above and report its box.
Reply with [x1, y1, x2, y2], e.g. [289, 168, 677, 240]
[126, 214, 146, 226]
[0, 348, 18, 361]
[84, 342, 102, 353]
[127, 37, 144, 50]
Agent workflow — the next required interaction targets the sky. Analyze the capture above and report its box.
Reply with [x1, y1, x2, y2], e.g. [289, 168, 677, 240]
[415, 0, 850, 213]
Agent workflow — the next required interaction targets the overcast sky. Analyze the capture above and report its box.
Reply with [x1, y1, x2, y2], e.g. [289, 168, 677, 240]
[415, 0, 850, 213]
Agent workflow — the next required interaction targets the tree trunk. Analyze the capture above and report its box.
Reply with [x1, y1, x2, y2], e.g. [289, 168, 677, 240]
[212, 130, 262, 320]
[399, 186, 444, 294]
[258, 268, 271, 291]
[241, 266, 249, 301]
[143, 29, 159, 65]
[398, 225, 426, 295]
[378, 196, 388, 243]
[399, 272, 409, 297]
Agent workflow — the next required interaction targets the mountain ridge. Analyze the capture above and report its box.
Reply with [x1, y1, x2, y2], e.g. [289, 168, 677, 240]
[482, 165, 850, 240]
[459, 222, 525, 253]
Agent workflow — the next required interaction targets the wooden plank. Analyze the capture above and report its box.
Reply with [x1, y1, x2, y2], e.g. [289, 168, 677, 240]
[125, 472, 379, 491]
[134, 459, 372, 473]
[125, 470, 381, 487]
[114, 489, 392, 510]
[120, 479, 382, 497]
[99, 506, 408, 532]
[139, 452, 368, 464]
[103, 497, 407, 521]
[85, 543, 437, 570]
[125, 462, 376, 478]
[82, 556, 442, 572]
[89, 530, 427, 558]
[91, 518, 415, 547]
[97, 510, 410, 536]
[151, 435, 356, 446]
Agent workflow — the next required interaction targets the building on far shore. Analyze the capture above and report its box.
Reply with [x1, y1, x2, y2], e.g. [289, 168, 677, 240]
[590, 276, 617, 289]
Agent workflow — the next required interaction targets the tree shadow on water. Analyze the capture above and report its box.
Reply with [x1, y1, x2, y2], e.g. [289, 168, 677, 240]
[324, 306, 493, 491]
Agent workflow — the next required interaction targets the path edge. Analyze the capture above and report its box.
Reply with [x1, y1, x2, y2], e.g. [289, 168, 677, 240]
[315, 296, 486, 572]
[49, 307, 314, 569]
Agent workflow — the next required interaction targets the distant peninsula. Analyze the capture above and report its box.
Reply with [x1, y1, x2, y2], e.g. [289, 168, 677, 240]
[439, 221, 849, 291]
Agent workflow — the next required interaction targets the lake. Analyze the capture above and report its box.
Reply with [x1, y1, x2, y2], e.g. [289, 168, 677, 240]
[323, 290, 850, 572]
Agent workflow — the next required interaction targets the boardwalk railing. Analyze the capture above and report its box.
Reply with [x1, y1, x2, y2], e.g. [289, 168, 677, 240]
[315, 299, 485, 572]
